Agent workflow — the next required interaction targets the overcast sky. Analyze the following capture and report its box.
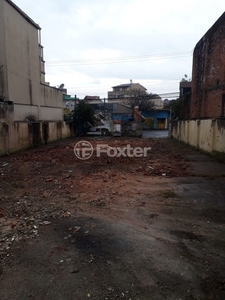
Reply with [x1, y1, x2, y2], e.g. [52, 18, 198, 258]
[13, 0, 225, 99]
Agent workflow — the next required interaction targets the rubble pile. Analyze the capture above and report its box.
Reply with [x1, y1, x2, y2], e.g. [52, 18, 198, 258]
[0, 138, 190, 255]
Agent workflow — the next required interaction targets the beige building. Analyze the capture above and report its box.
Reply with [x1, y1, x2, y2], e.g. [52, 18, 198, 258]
[108, 80, 163, 109]
[108, 80, 147, 102]
[83, 96, 103, 104]
[152, 98, 163, 109]
[0, 0, 63, 122]
[0, 0, 71, 156]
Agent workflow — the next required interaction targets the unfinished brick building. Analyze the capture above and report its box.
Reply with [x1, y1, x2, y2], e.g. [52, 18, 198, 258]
[190, 12, 225, 119]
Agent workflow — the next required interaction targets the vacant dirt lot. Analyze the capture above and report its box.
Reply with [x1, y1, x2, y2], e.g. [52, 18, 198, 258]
[0, 136, 225, 300]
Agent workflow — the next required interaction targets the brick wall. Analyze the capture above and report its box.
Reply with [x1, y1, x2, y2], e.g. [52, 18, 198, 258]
[191, 12, 225, 119]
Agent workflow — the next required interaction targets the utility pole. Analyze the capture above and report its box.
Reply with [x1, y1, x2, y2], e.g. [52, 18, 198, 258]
[169, 106, 172, 136]
[104, 98, 106, 118]
[74, 95, 77, 111]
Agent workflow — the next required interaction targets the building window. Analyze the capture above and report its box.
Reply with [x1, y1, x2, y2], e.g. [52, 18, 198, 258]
[39, 44, 44, 61]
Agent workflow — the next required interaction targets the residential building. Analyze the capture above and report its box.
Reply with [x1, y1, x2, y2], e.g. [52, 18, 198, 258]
[0, 0, 71, 156]
[83, 96, 102, 104]
[89, 102, 132, 115]
[108, 80, 163, 109]
[152, 97, 164, 109]
[0, 0, 63, 123]
[142, 110, 170, 129]
[108, 80, 147, 102]
[179, 80, 192, 97]
[63, 94, 76, 112]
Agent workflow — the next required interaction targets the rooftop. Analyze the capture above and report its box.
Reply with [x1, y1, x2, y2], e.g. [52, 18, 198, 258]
[112, 82, 147, 90]
[112, 83, 132, 88]
[84, 96, 100, 100]
[6, 0, 41, 30]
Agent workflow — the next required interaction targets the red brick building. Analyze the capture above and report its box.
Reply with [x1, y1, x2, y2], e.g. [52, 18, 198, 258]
[190, 12, 225, 119]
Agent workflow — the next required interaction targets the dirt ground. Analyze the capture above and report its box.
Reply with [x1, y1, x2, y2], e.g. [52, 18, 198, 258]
[0, 136, 225, 300]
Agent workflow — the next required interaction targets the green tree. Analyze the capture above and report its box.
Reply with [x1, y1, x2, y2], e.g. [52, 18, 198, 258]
[73, 101, 95, 132]
[165, 98, 184, 120]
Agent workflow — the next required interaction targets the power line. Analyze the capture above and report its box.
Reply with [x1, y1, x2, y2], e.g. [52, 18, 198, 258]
[64, 80, 180, 93]
[46, 51, 192, 66]
[158, 92, 179, 96]
[68, 92, 179, 99]
[66, 80, 179, 90]
[68, 85, 179, 92]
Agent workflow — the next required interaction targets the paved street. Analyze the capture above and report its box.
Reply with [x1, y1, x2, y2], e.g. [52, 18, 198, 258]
[142, 130, 169, 138]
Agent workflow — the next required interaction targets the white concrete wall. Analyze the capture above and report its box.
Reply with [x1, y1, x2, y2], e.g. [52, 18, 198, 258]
[39, 84, 63, 121]
[62, 122, 71, 139]
[213, 120, 225, 153]
[187, 120, 198, 148]
[8, 122, 31, 153]
[198, 120, 214, 152]
[0, 121, 73, 155]
[48, 122, 61, 142]
[39, 107, 63, 122]
[40, 84, 63, 108]
[13, 104, 39, 121]
[0, 102, 14, 123]
[0, 123, 9, 155]
[172, 119, 225, 154]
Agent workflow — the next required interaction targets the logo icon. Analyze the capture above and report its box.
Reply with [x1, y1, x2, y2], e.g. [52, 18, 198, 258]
[74, 141, 94, 160]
